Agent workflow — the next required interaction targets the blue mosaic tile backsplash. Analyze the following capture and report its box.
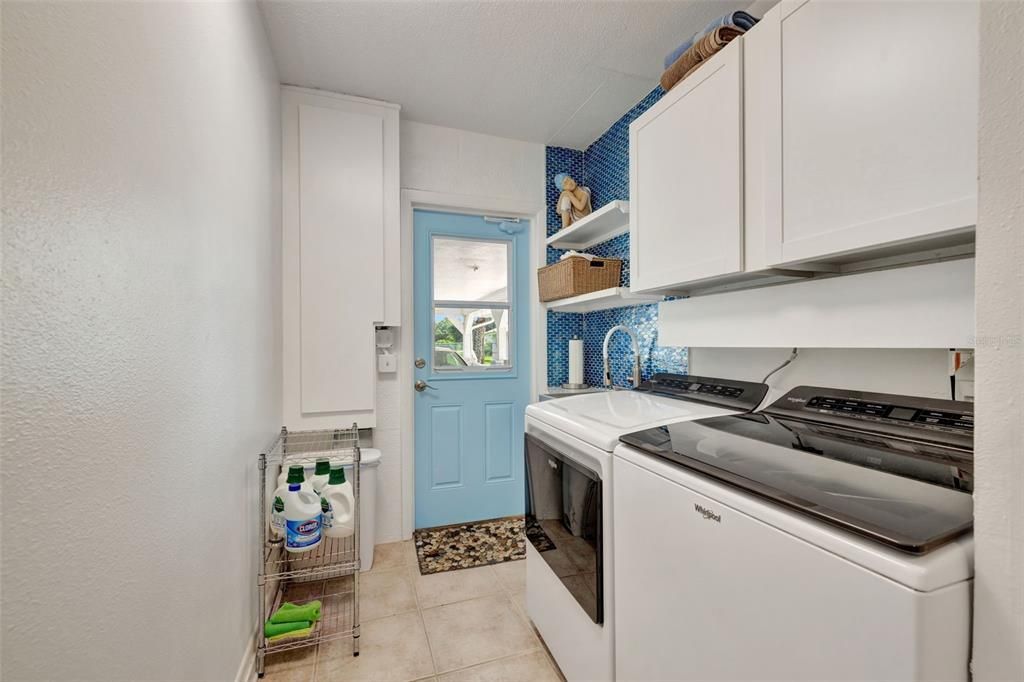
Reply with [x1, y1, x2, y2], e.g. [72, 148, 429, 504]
[585, 87, 665, 208]
[545, 86, 688, 388]
[583, 304, 689, 388]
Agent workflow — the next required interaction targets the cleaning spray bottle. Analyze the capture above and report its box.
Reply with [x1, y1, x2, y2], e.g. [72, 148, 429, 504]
[282, 465, 322, 553]
[319, 465, 356, 538]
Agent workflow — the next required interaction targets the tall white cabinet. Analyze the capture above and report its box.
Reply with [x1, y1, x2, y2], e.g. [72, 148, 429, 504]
[282, 86, 400, 429]
[759, 0, 979, 266]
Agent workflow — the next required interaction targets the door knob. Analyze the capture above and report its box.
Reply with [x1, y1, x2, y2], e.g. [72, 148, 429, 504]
[415, 380, 436, 392]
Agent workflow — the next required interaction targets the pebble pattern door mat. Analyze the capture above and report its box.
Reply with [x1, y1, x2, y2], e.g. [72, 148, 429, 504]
[413, 515, 556, 575]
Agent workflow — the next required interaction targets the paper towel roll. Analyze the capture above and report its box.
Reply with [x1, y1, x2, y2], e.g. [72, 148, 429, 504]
[569, 339, 584, 386]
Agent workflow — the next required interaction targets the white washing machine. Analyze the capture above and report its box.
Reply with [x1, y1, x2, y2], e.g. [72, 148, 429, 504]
[614, 385, 975, 681]
[524, 374, 768, 682]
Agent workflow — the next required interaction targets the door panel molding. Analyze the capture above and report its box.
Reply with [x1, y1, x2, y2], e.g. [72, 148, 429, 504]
[429, 405, 463, 488]
[484, 401, 515, 483]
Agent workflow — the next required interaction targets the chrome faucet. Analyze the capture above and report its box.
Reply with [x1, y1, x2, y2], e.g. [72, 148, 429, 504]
[603, 325, 642, 390]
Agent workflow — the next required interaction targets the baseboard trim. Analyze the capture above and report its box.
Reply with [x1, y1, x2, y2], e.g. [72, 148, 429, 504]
[234, 627, 258, 682]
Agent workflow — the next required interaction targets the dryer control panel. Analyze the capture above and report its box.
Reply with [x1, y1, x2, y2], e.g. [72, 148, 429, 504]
[637, 374, 768, 413]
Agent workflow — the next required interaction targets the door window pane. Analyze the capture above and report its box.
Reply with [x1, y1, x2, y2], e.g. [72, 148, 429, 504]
[433, 237, 509, 303]
[431, 235, 513, 372]
[433, 307, 512, 369]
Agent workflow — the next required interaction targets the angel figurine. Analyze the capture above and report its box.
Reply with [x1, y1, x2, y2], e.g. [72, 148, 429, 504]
[555, 173, 593, 228]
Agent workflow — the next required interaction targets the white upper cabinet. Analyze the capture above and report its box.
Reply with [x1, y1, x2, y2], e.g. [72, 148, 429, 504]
[629, 39, 745, 294]
[282, 87, 400, 429]
[760, 0, 978, 266]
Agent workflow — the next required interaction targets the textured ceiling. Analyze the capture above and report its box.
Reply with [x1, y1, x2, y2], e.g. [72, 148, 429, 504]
[260, 0, 747, 150]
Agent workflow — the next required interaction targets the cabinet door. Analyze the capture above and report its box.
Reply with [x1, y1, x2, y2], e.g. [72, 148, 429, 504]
[763, 0, 978, 266]
[297, 103, 382, 416]
[629, 39, 744, 293]
[282, 88, 399, 429]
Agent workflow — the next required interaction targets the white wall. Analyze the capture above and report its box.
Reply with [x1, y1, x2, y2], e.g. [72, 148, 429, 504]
[688, 348, 952, 406]
[379, 121, 545, 539]
[1, 2, 281, 680]
[400, 120, 546, 203]
[972, 2, 1024, 678]
[660, 259, 975, 349]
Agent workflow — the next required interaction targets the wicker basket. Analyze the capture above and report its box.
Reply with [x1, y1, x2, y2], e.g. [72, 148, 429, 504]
[538, 256, 622, 302]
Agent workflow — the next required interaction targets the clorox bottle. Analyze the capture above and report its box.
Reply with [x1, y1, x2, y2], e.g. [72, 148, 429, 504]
[283, 465, 322, 553]
[271, 465, 313, 538]
[320, 466, 356, 539]
[276, 467, 314, 492]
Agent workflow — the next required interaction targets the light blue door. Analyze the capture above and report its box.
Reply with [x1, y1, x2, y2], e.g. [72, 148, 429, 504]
[414, 210, 531, 529]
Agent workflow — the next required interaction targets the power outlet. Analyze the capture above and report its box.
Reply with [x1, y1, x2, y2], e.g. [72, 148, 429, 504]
[377, 352, 397, 373]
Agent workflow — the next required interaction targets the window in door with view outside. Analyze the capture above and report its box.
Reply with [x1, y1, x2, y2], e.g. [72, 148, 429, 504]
[431, 236, 512, 372]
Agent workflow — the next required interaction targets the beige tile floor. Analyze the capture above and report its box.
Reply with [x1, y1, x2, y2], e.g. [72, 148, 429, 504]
[263, 541, 565, 682]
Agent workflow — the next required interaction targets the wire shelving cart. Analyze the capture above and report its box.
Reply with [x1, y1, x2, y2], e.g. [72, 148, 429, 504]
[256, 425, 362, 678]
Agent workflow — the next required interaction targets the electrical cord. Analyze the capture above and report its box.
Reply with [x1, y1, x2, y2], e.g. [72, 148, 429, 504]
[762, 348, 799, 384]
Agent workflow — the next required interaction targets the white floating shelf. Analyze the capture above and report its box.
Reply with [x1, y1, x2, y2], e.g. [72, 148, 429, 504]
[547, 200, 630, 250]
[545, 287, 662, 313]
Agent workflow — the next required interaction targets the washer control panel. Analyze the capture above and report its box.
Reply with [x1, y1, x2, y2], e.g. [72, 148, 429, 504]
[770, 385, 974, 447]
[805, 396, 973, 433]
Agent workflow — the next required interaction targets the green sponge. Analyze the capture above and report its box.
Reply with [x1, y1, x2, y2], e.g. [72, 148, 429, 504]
[265, 620, 311, 638]
[268, 625, 313, 642]
[269, 600, 321, 624]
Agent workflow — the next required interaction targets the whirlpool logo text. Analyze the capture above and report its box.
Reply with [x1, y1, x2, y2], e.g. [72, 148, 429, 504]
[694, 504, 722, 523]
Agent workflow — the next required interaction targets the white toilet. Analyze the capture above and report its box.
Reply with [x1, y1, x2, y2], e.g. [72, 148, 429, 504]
[343, 447, 380, 572]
